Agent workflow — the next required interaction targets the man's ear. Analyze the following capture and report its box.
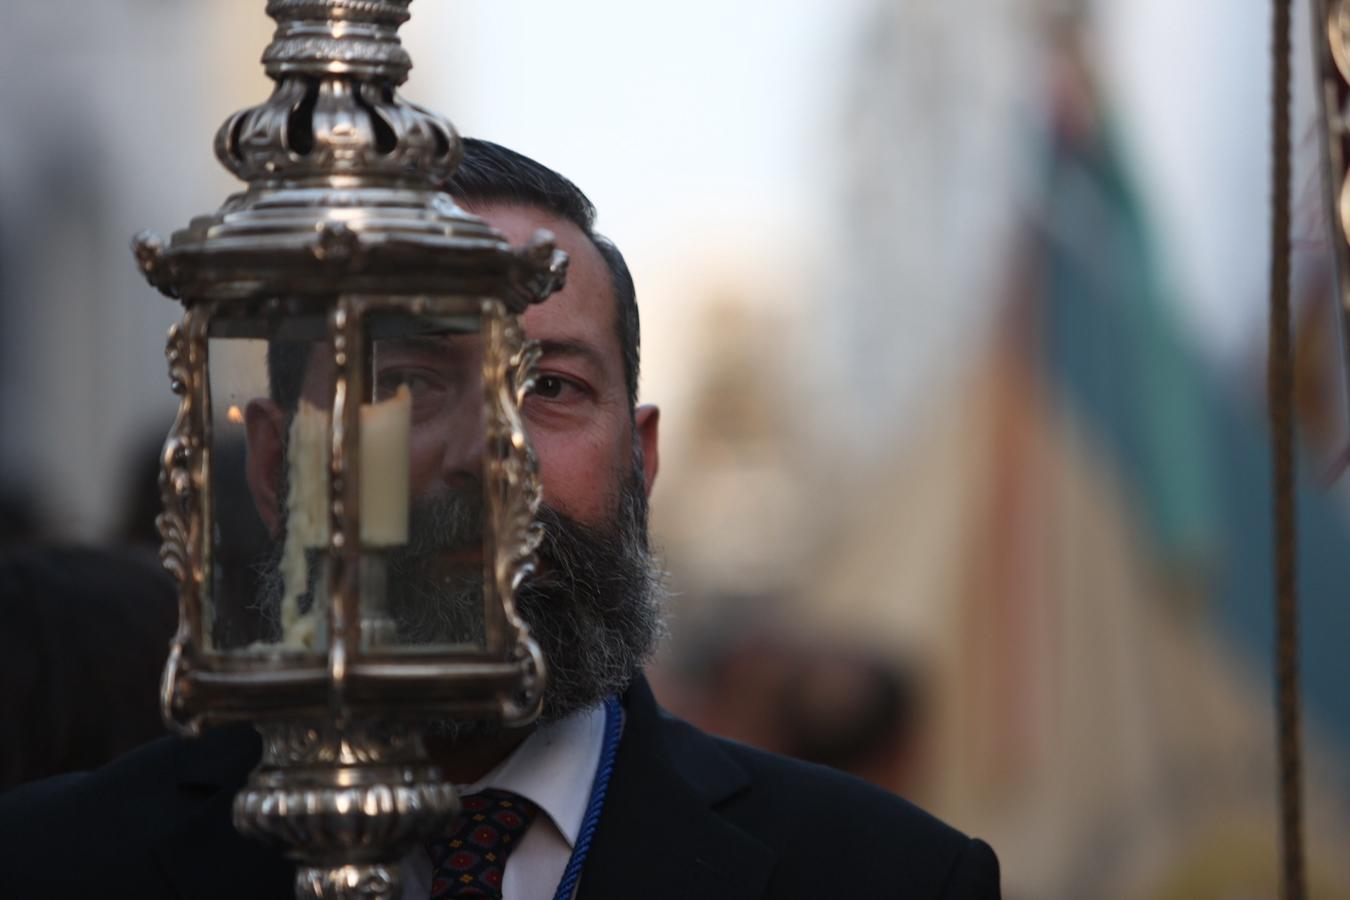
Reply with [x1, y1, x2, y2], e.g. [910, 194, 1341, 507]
[635, 404, 660, 498]
[244, 399, 287, 538]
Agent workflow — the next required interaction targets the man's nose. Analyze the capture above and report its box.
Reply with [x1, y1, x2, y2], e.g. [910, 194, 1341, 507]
[438, 397, 486, 486]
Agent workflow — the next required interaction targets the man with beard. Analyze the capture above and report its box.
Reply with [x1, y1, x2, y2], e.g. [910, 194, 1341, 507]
[0, 140, 999, 899]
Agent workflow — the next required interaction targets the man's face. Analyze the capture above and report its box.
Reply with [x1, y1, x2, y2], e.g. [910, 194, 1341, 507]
[244, 200, 664, 724]
[409, 201, 659, 525]
[247, 202, 658, 537]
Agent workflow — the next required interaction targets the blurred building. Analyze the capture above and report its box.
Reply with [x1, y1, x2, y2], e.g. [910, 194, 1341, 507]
[651, 4, 1350, 899]
[0, 1, 271, 540]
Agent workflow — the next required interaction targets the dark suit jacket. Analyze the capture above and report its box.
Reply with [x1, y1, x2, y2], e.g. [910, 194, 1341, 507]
[0, 677, 998, 898]
[0, 545, 178, 791]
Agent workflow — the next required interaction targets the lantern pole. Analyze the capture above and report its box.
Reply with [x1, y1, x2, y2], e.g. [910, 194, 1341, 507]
[1269, 0, 1304, 894]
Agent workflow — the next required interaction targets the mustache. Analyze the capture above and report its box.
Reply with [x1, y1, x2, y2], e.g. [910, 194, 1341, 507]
[394, 482, 646, 580]
[394, 472, 665, 721]
[394, 484, 484, 560]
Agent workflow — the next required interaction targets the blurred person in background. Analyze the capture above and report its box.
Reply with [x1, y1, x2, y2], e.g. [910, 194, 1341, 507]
[656, 623, 924, 792]
[0, 544, 177, 792]
[0, 486, 40, 547]
[776, 645, 921, 788]
[0, 433, 177, 793]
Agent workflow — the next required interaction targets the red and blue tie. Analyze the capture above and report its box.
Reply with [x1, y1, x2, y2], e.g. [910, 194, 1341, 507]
[426, 788, 540, 899]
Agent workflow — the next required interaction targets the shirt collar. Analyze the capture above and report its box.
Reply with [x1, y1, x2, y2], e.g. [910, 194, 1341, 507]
[461, 702, 606, 848]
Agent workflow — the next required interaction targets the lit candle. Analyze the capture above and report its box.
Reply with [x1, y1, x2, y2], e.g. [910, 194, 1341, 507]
[360, 384, 411, 546]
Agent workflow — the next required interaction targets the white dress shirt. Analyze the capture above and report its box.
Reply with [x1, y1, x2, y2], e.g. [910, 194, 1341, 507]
[400, 704, 607, 900]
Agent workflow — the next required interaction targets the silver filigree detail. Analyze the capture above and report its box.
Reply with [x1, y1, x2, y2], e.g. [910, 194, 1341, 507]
[235, 720, 458, 899]
[257, 720, 426, 767]
[266, 0, 411, 20]
[157, 316, 206, 736]
[263, 37, 412, 72]
[157, 320, 193, 587]
[295, 865, 400, 900]
[484, 303, 546, 722]
[234, 778, 457, 856]
[511, 229, 569, 305]
[216, 76, 457, 184]
[263, 0, 413, 82]
[132, 230, 178, 299]
[208, 0, 452, 186]
[313, 221, 363, 263]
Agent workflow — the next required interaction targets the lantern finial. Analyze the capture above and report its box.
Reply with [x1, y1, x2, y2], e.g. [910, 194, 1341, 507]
[262, 0, 414, 82]
[217, 0, 460, 185]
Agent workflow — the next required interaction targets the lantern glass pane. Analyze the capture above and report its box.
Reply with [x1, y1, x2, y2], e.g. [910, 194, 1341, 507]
[206, 310, 333, 655]
[359, 309, 488, 653]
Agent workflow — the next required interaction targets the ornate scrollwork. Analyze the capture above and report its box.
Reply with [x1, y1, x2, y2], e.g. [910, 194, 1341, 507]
[263, 37, 412, 75]
[157, 317, 205, 735]
[265, 0, 411, 20]
[503, 320, 547, 720]
[132, 230, 180, 299]
[157, 321, 196, 595]
[259, 720, 426, 768]
[483, 303, 546, 721]
[505, 318, 546, 720]
[294, 865, 400, 900]
[236, 779, 455, 863]
[262, 0, 413, 81]
[493, 313, 543, 598]
[511, 229, 569, 307]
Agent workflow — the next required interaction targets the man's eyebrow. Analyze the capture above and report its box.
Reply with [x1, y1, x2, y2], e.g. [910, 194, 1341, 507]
[536, 338, 606, 372]
[374, 335, 477, 357]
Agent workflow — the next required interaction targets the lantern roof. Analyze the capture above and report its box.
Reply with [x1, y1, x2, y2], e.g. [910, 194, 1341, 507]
[133, 0, 565, 311]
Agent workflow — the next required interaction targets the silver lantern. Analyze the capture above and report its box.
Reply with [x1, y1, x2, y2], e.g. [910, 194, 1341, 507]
[131, 2, 565, 897]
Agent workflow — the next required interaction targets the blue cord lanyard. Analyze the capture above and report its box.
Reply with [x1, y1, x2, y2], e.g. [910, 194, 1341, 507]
[552, 694, 624, 900]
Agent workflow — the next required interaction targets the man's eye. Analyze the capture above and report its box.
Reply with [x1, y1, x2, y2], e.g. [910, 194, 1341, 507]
[531, 375, 570, 400]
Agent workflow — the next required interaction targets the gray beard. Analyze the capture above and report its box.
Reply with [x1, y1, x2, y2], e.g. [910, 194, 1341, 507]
[256, 469, 666, 742]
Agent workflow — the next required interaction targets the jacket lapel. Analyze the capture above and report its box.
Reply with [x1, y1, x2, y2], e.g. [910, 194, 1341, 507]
[577, 678, 776, 900]
[152, 725, 294, 900]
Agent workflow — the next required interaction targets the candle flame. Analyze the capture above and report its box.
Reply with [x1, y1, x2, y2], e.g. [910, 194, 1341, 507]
[227, 405, 244, 424]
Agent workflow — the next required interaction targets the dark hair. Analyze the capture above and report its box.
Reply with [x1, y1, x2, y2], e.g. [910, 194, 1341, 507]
[444, 138, 641, 406]
[267, 140, 641, 410]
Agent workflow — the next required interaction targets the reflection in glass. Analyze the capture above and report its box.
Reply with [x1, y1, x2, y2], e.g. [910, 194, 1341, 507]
[205, 308, 488, 657]
[361, 313, 487, 653]
[207, 312, 332, 654]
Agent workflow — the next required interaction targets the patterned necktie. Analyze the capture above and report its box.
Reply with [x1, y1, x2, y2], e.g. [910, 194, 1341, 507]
[426, 788, 540, 899]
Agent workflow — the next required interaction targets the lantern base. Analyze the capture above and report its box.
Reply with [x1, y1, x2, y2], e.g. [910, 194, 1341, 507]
[232, 720, 459, 900]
